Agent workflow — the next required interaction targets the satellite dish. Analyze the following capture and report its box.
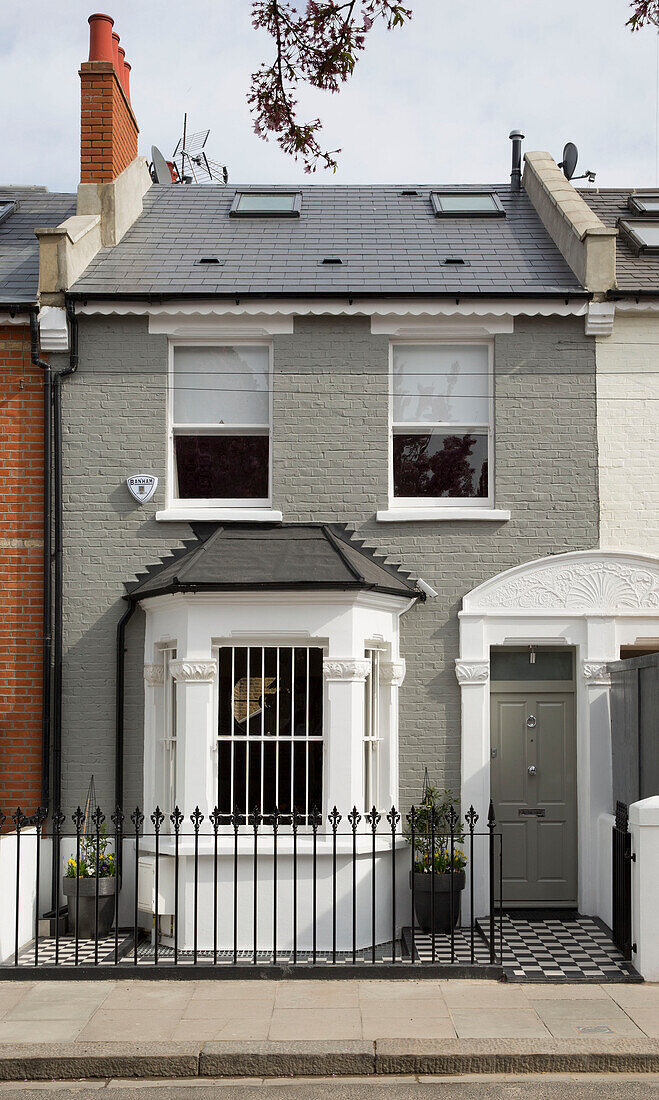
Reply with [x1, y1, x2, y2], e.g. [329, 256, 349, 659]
[559, 142, 579, 181]
[151, 145, 175, 185]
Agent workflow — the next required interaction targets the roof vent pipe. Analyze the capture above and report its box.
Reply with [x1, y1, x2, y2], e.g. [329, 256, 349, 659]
[509, 129, 524, 191]
[88, 13, 115, 63]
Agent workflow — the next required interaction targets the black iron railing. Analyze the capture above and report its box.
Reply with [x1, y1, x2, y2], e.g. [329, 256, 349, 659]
[0, 802, 503, 975]
[612, 800, 634, 960]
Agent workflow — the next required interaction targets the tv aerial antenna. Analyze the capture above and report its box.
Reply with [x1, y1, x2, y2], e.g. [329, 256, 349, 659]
[558, 142, 596, 184]
[172, 113, 229, 185]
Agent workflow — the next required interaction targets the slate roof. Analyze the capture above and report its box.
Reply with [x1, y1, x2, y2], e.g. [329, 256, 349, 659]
[579, 188, 659, 294]
[0, 188, 76, 306]
[71, 183, 585, 298]
[127, 523, 420, 601]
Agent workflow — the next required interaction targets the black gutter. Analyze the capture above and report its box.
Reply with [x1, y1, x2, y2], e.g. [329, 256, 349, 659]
[115, 599, 137, 815]
[606, 289, 659, 299]
[29, 309, 52, 815]
[66, 288, 591, 302]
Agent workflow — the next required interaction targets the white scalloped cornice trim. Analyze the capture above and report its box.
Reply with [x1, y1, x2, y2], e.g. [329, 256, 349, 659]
[455, 659, 490, 685]
[169, 659, 217, 683]
[76, 297, 588, 320]
[323, 658, 372, 682]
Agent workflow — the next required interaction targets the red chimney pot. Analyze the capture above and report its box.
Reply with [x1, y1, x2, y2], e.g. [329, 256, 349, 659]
[111, 31, 120, 72]
[117, 45, 128, 92]
[123, 61, 132, 103]
[88, 13, 114, 63]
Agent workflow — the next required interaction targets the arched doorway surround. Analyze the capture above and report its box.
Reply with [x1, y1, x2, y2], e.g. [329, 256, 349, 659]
[457, 551, 659, 916]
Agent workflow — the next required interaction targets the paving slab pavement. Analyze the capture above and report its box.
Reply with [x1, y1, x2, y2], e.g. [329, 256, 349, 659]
[0, 979, 656, 1080]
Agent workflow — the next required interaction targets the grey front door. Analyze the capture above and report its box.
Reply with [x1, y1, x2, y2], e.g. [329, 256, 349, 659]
[490, 691, 577, 906]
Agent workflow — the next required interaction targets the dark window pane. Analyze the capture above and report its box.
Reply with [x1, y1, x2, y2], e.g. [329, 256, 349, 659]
[308, 742, 323, 815]
[293, 742, 307, 815]
[278, 740, 292, 814]
[278, 648, 292, 737]
[175, 434, 269, 499]
[263, 741, 277, 818]
[217, 741, 232, 814]
[491, 649, 573, 681]
[393, 432, 488, 498]
[233, 740, 246, 817]
[248, 741, 261, 811]
[294, 648, 307, 736]
[218, 648, 232, 735]
[308, 649, 323, 737]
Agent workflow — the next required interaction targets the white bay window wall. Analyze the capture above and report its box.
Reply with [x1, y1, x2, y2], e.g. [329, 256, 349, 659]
[138, 588, 412, 950]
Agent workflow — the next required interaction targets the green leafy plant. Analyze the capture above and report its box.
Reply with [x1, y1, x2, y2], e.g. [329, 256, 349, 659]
[406, 781, 467, 874]
[64, 827, 116, 878]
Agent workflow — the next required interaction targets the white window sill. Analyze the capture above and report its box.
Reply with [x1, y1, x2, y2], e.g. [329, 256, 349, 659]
[376, 507, 511, 523]
[156, 508, 283, 523]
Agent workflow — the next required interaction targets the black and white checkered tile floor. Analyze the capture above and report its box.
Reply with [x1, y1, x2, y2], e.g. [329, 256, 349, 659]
[10, 913, 640, 981]
[409, 912, 641, 982]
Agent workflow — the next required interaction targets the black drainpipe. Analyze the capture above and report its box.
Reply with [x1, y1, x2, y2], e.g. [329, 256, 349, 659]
[49, 301, 78, 911]
[29, 309, 52, 815]
[115, 598, 137, 815]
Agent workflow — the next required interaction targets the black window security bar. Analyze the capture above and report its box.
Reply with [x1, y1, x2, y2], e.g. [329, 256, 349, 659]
[0, 802, 503, 978]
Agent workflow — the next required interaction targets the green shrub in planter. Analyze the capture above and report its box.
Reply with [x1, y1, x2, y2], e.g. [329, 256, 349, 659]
[406, 782, 467, 934]
[63, 828, 117, 938]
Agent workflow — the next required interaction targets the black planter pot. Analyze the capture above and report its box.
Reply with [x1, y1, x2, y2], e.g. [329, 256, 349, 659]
[411, 870, 466, 934]
[63, 877, 116, 938]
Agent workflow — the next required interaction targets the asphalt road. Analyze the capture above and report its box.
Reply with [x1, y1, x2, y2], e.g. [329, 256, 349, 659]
[2, 1076, 659, 1098]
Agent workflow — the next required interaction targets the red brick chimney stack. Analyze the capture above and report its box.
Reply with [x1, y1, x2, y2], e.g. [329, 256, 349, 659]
[80, 13, 139, 184]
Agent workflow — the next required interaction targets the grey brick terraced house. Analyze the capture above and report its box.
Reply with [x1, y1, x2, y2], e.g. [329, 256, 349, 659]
[27, 18, 659, 957]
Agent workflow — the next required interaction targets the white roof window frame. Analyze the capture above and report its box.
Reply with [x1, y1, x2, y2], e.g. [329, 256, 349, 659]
[618, 217, 659, 255]
[627, 194, 659, 216]
[230, 191, 302, 218]
[430, 190, 505, 218]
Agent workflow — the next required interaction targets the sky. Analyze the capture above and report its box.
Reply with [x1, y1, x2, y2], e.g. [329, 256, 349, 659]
[2, 0, 656, 193]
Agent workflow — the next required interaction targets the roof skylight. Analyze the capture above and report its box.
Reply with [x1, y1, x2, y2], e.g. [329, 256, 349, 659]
[0, 201, 17, 226]
[619, 219, 659, 254]
[628, 194, 659, 215]
[230, 191, 301, 218]
[431, 191, 504, 217]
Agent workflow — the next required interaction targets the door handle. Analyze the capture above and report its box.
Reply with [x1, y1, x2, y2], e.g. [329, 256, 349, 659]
[528, 765, 537, 776]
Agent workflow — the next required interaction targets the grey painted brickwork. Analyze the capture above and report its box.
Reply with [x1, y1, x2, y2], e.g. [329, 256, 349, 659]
[60, 314, 598, 814]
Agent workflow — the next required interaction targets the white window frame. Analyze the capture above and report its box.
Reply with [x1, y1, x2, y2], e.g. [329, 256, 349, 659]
[212, 642, 325, 827]
[363, 647, 383, 812]
[167, 338, 274, 511]
[159, 646, 178, 821]
[388, 339, 494, 510]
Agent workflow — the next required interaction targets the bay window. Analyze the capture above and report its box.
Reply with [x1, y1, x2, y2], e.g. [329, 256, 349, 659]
[216, 645, 323, 823]
[390, 342, 492, 507]
[171, 343, 271, 506]
[161, 647, 177, 818]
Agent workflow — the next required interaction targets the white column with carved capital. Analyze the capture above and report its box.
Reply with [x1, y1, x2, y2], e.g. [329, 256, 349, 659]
[579, 626, 615, 914]
[323, 658, 371, 811]
[170, 659, 217, 816]
[380, 659, 406, 808]
[456, 658, 490, 918]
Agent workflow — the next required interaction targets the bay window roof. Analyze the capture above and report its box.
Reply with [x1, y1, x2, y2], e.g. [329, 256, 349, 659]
[127, 523, 420, 601]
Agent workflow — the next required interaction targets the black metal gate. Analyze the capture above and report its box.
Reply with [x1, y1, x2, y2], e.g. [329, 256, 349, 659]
[612, 800, 634, 960]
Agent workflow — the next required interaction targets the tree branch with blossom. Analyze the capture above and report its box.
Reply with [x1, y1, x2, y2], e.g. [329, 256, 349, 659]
[249, 0, 412, 172]
[628, 0, 659, 29]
